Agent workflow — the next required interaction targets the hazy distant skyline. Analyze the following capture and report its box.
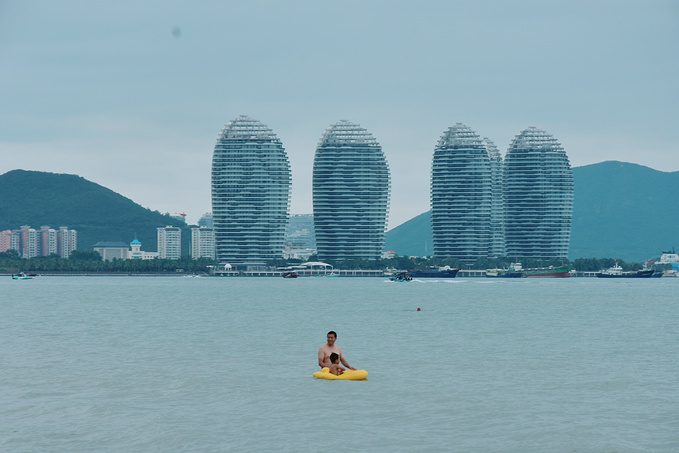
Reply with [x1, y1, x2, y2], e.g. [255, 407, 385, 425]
[1, 1, 677, 227]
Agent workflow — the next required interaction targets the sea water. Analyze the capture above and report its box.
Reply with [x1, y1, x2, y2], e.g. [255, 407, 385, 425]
[1, 276, 678, 452]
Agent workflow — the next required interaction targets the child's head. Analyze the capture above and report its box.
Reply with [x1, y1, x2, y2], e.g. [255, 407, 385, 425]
[330, 352, 339, 364]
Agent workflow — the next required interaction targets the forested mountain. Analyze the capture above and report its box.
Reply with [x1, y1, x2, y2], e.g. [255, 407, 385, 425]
[385, 161, 679, 262]
[569, 161, 678, 261]
[0, 170, 190, 253]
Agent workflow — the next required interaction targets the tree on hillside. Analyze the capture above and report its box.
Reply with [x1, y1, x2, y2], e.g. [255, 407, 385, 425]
[69, 250, 102, 261]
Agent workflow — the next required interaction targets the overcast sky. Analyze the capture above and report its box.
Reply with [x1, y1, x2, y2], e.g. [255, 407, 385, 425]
[1, 1, 677, 228]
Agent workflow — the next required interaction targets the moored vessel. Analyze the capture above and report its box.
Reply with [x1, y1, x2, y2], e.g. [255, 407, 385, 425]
[596, 263, 654, 278]
[281, 271, 299, 278]
[656, 249, 679, 272]
[486, 262, 523, 278]
[522, 264, 572, 278]
[407, 266, 460, 278]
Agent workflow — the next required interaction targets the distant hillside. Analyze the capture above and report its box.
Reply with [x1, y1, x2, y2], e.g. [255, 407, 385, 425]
[569, 161, 679, 261]
[385, 211, 433, 257]
[386, 161, 679, 262]
[0, 170, 190, 253]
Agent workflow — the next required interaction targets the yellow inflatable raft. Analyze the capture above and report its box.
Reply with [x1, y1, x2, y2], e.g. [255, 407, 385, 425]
[313, 367, 368, 380]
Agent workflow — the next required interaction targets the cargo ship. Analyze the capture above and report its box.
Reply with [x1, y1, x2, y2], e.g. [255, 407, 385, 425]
[596, 263, 654, 278]
[486, 262, 523, 278]
[522, 264, 572, 278]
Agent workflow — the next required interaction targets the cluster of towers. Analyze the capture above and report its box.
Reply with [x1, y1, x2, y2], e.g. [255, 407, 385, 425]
[0, 226, 78, 258]
[431, 124, 574, 263]
[211, 116, 573, 268]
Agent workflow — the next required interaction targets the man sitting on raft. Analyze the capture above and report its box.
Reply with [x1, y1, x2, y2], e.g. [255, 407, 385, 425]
[318, 331, 356, 370]
[328, 353, 346, 375]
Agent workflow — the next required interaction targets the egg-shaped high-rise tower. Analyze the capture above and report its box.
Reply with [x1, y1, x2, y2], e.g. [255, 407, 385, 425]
[503, 127, 573, 259]
[312, 120, 390, 261]
[484, 137, 506, 258]
[211, 116, 291, 268]
[430, 123, 492, 263]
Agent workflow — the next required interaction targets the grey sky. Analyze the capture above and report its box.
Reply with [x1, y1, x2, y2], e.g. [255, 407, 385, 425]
[1, 0, 677, 228]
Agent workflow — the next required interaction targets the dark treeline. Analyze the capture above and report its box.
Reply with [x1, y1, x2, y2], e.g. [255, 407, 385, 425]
[2, 250, 652, 274]
[0, 249, 216, 274]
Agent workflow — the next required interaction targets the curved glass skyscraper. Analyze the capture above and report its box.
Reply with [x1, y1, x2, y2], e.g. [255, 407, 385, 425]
[430, 123, 492, 263]
[504, 127, 573, 259]
[211, 115, 291, 268]
[312, 120, 390, 261]
[484, 138, 506, 258]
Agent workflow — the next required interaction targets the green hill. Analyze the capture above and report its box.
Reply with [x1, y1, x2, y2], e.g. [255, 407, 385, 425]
[385, 210, 433, 257]
[386, 161, 679, 262]
[569, 161, 679, 261]
[0, 170, 191, 253]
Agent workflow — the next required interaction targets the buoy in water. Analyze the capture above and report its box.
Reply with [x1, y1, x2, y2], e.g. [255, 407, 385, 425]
[417, 307, 421, 311]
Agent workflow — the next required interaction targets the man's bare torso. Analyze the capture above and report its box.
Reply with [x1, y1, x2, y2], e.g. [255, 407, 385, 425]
[318, 344, 342, 367]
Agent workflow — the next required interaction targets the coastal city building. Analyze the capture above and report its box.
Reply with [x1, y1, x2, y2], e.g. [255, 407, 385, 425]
[19, 226, 38, 258]
[94, 239, 158, 261]
[157, 226, 182, 259]
[57, 226, 77, 258]
[0, 225, 77, 258]
[39, 226, 57, 256]
[283, 214, 316, 260]
[128, 239, 159, 260]
[312, 120, 390, 261]
[430, 123, 492, 263]
[198, 212, 213, 228]
[281, 214, 317, 260]
[484, 138, 506, 257]
[211, 115, 291, 269]
[286, 214, 316, 249]
[0, 230, 12, 253]
[282, 241, 316, 261]
[191, 227, 215, 259]
[503, 127, 574, 259]
[93, 242, 129, 261]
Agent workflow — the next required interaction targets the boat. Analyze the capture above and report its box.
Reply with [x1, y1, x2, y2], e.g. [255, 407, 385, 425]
[522, 264, 572, 278]
[281, 272, 299, 278]
[12, 272, 33, 280]
[389, 272, 412, 282]
[407, 266, 460, 279]
[317, 272, 339, 278]
[486, 262, 523, 278]
[656, 249, 679, 272]
[313, 367, 368, 380]
[596, 263, 654, 278]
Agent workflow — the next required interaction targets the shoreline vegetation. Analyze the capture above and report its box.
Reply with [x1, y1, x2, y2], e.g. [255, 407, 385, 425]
[1, 249, 663, 276]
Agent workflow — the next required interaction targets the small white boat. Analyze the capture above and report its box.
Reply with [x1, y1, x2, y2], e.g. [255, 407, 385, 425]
[12, 272, 33, 280]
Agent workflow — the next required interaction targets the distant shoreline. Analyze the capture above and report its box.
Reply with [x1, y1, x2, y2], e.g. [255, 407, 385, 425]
[4, 271, 605, 277]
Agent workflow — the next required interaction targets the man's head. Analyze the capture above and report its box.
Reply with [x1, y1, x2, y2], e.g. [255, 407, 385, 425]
[327, 331, 337, 345]
[329, 352, 339, 364]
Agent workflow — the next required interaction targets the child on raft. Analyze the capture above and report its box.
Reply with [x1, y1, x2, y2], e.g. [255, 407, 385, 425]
[329, 352, 346, 375]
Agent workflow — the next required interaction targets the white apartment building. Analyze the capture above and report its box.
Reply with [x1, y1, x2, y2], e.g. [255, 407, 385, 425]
[191, 227, 215, 259]
[157, 226, 182, 259]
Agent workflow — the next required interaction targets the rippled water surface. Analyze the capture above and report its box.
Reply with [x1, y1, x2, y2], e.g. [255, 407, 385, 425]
[2, 276, 678, 452]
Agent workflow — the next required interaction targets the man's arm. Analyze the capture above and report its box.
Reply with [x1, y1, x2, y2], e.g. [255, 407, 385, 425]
[339, 350, 356, 370]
